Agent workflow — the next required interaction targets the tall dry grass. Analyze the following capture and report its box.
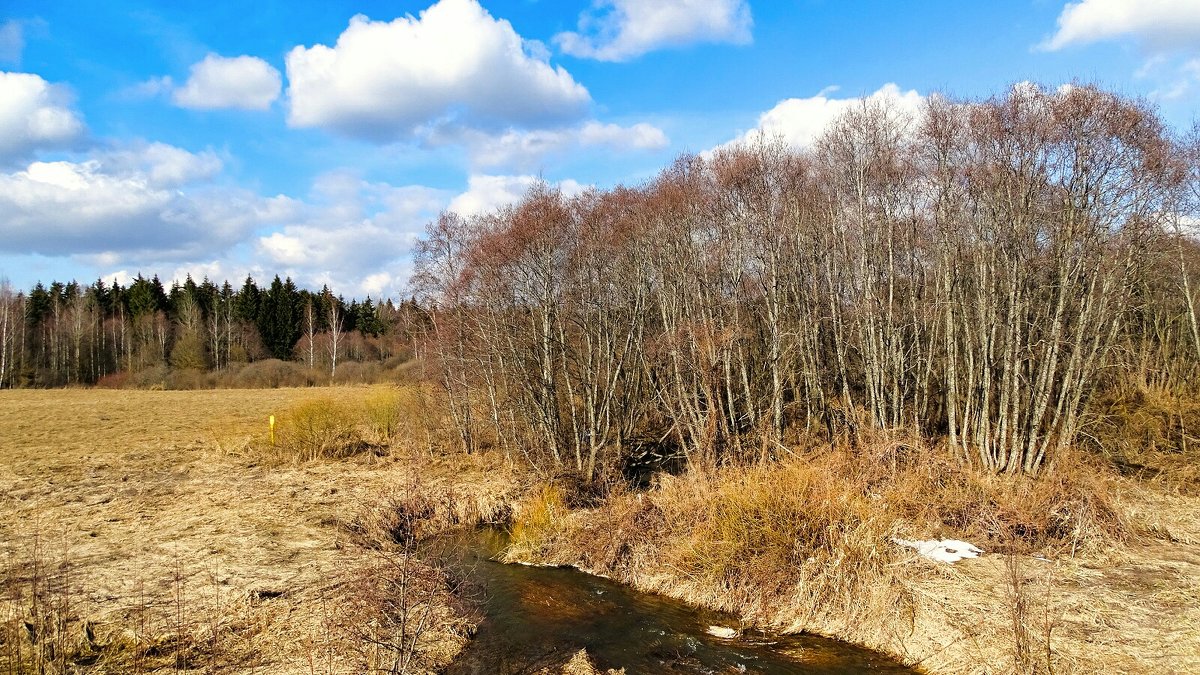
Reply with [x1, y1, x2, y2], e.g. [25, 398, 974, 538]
[1087, 380, 1200, 491]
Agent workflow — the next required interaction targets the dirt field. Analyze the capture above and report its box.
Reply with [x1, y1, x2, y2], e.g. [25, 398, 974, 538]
[0, 387, 517, 674]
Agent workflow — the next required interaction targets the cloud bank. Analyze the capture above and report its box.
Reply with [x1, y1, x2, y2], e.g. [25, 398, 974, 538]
[1042, 0, 1200, 52]
[0, 143, 294, 261]
[0, 71, 85, 162]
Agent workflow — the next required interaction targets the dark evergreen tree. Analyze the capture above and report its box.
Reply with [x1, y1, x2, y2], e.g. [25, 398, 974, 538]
[357, 297, 382, 337]
[234, 276, 260, 323]
[257, 275, 301, 360]
[127, 275, 159, 317]
[27, 283, 51, 324]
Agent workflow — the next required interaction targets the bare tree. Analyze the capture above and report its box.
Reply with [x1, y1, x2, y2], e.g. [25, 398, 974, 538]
[0, 278, 12, 389]
[410, 84, 1185, 476]
[326, 291, 344, 380]
[305, 297, 317, 370]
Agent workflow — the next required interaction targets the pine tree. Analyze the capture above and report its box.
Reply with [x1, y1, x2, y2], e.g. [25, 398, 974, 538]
[257, 275, 301, 360]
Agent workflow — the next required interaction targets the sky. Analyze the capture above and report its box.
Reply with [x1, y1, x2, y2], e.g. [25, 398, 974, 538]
[1, 0, 1199, 298]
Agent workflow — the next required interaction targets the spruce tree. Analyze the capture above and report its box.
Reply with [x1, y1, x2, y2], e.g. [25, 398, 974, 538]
[257, 275, 301, 360]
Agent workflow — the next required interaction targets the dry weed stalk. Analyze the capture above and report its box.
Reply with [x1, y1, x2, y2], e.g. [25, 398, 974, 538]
[1, 518, 90, 675]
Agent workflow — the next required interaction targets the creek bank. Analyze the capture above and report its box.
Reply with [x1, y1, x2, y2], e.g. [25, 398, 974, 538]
[498, 455, 1200, 674]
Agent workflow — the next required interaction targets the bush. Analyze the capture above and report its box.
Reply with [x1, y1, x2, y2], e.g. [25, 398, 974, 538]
[129, 365, 170, 389]
[164, 368, 212, 390]
[363, 387, 438, 448]
[232, 359, 313, 388]
[332, 360, 382, 385]
[95, 371, 130, 389]
[169, 332, 210, 371]
[273, 397, 367, 462]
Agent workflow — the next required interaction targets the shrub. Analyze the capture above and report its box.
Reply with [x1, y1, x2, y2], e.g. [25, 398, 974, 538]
[332, 360, 382, 385]
[95, 371, 129, 389]
[273, 397, 366, 462]
[363, 387, 438, 449]
[169, 333, 210, 371]
[129, 365, 170, 389]
[233, 359, 313, 388]
[164, 368, 210, 390]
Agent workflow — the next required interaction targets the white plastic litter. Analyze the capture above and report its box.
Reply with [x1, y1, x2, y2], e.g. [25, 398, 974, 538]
[706, 625, 739, 639]
[892, 538, 984, 563]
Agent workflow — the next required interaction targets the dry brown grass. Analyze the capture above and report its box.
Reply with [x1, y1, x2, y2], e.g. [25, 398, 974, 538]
[506, 434, 1200, 674]
[1088, 382, 1200, 492]
[0, 386, 521, 674]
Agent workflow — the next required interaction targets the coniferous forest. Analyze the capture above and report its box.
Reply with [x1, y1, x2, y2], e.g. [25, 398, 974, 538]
[0, 272, 427, 389]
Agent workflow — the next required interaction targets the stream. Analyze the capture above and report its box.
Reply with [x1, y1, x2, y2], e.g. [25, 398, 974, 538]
[442, 528, 918, 674]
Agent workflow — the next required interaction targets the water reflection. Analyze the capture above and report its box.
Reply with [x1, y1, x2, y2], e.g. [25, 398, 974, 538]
[442, 529, 916, 674]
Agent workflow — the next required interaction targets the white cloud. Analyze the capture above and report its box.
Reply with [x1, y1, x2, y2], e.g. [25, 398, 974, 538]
[1042, 0, 1200, 52]
[719, 83, 925, 151]
[172, 54, 282, 110]
[121, 75, 174, 100]
[577, 121, 668, 148]
[258, 223, 408, 271]
[0, 145, 294, 260]
[447, 174, 588, 217]
[0, 71, 85, 162]
[285, 0, 590, 141]
[0, 20, 23, 64]
[252, 172, 448, 297]
[97, 141, 223, 187]
[437, 120, 669, 169]
[555, 0, 752, 62]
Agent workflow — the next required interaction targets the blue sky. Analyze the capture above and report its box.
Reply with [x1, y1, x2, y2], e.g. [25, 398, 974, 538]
[1, 0, 1198, 297]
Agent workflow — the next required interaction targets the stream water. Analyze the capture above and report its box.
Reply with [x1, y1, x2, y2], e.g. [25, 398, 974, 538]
[442, 529, 918, 674]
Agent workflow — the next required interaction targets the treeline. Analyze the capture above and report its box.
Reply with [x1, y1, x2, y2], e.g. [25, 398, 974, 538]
[412, 83, 1200, 476]
[0, 273, 426, 388]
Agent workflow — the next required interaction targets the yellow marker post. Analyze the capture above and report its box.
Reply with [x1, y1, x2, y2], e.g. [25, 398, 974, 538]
[269, 415, 276, 446]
